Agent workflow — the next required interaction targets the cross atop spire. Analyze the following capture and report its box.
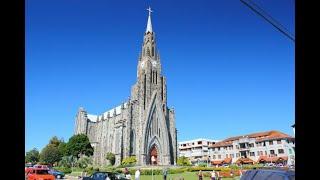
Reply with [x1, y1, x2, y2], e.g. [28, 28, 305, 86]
[146, 6, 153, 33]
[147, 6, 153, 16]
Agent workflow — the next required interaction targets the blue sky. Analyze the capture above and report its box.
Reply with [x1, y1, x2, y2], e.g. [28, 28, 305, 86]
[26, 0, 295, 152]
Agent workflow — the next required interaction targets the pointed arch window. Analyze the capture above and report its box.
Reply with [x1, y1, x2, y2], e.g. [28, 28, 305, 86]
[147, 48, 150, 56]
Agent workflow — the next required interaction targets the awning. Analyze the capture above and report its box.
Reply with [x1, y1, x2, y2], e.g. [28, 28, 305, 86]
[222, 158, 232, 164]
[235, 157, 255, 164]
[211, 160, 223, 165]
[257, 156, 288, 163]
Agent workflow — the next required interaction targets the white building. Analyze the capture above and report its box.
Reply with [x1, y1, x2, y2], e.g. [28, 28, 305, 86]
[208, 130, 295, 166]
[178, 138, 219, 165]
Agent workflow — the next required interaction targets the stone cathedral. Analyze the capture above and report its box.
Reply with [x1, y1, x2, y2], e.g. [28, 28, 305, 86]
[74, 8, 177, 166]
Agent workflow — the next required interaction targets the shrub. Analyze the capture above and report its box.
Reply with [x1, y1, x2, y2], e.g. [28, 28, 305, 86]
[106, 152, 115, 166]
[177, 156, 191, 166]
[168, 167, 187, 174]
[140, 169, 162, 175]
[76, 155, 92, 168]
[84, 166, 94, 176]
[229, 164, 240, 170]
[197, 162, 208, 167]
[121, 156, 137, 166]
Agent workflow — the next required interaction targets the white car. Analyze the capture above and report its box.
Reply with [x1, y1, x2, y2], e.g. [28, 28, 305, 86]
[266, 163, 275, 167]
[276, 163, 284, 168]
[221, 164, 229, 168]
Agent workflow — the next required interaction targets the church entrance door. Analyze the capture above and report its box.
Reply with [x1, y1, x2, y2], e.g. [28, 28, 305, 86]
[150, 145, 158, 165]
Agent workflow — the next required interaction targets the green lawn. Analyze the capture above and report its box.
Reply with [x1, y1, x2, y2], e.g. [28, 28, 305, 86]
[140, 172, 240, 180]
[68, 171, 240, 180]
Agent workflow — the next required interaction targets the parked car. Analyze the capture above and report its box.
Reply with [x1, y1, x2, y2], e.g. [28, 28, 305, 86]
[25, 167, 33, 177]
[49, 168, 65, 179]
[25, 163, 33, 168]
[26, 168, 55, 180]
[221, 164, 229, 168]
[276, 163, 284, 168]
[240, 169, 295, 180]
[82, 171, 127, 180]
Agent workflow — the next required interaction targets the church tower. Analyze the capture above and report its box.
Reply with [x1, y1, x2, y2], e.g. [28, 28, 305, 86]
[130, 7, 177, 165]
[136, 7, 166, 113]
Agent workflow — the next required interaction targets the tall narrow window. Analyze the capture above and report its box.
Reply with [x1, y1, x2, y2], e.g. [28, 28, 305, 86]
[153, 71, 155, 83]
[156, 72, 157, 84]
[152, 47, 154, 56]
[144, 74, 146, 109]
[161, 77, 164, 100]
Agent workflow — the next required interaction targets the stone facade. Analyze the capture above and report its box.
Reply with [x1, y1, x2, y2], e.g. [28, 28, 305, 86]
[74, 10, 177, 166]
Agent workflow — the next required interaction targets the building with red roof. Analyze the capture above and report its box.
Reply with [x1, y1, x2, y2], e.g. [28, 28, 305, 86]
[208, 130, 295, 166]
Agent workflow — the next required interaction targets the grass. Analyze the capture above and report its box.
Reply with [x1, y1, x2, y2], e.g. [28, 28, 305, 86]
[68, 171, 83, 177]
[68, 171, 241, 180]
[140, 172, 240, 180]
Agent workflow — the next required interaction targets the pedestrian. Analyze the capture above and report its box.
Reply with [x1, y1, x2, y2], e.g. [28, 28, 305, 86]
[210, 170, 216, 180]
[198, 170, 203, 180]
[216, 171, 221, 180]
[135, 168, 140, 180]
[163, 167, 168, 180]
[124, 168, 131, 180]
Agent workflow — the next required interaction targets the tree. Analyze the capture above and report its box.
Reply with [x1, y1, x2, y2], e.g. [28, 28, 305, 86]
[58, 141, 67, 157]
[106, 152, 115, 166]
[59, 155, 77, 168]
[40, 144, 61, 166]
[66, 134, 93, 157]
[25, 148, 40, 163]
[49, 136, 62, 147]
[177, 156, 191, 166]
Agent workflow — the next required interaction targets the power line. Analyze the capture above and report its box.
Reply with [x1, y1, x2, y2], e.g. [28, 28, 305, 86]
[240, 0, 295, 42]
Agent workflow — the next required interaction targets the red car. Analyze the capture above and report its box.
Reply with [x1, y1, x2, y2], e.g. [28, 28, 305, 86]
[26, 168, 55, 180]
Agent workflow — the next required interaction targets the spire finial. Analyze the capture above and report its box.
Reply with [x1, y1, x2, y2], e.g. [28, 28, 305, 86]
[147, 6, 153, 16]
[146, 6, 153, 33]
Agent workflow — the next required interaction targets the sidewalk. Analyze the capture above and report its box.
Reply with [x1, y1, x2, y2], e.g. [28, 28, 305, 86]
[64, 174, 80, 180]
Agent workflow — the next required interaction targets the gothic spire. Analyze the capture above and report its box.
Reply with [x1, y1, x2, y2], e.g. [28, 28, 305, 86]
[146, 6, 153, 33]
